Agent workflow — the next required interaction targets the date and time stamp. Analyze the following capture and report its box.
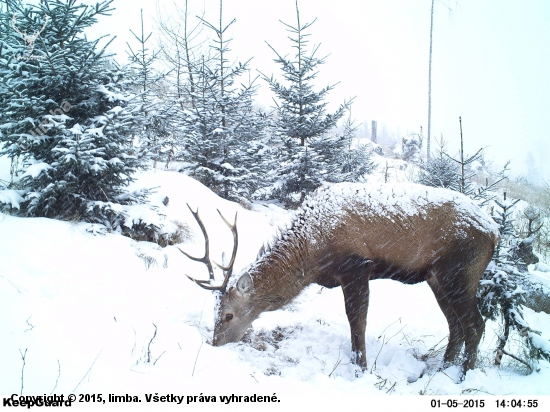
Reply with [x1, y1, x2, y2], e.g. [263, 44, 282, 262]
[430, 399, 540, 409]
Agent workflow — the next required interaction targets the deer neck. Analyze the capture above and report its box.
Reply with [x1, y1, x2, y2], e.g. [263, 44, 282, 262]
[249, 234, 314, 311]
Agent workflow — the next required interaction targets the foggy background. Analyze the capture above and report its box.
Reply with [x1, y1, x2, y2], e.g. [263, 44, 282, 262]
[86, 0, 550, 183]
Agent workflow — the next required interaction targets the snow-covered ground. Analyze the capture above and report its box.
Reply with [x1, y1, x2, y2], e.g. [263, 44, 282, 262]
[1, 170, 550, 408]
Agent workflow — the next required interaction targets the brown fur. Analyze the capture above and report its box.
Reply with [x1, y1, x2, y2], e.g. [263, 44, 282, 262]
[201, 184, 499, 378]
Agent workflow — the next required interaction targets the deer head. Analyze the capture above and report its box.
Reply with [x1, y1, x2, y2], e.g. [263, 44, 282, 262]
[179, 205, 255, 345]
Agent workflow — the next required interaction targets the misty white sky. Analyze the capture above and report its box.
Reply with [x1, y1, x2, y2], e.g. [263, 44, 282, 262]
[84, 0, 550, 182]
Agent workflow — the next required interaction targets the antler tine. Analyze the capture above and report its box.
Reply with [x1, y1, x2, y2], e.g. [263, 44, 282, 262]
[185, 275, 226, 291]
[211, 209, 238, 293]
[180, 206, 239, 293]
[213, 210, 238, 269]
[178, 204, 215, 281]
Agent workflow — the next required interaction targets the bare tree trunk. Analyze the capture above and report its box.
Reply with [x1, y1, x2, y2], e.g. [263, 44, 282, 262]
[459, 116, 465, 193]
[427, 0, 435, 161]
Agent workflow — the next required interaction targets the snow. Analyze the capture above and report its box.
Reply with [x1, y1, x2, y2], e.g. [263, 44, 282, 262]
[109, 106, 124, 115]
[21, 162, 51, 178]
[108, 157, 122, 165]
[0, 189, 24, 209]
[86, 127, 104, 137]
[123, 204, 163, 228]
[1, 170, 549, 405]
[299, 180, 500, 239]
[530, 333, 550, 354]
[535, 262, 550, 273]
[97, 85, 128, 102]
[68, 124, 82, 135]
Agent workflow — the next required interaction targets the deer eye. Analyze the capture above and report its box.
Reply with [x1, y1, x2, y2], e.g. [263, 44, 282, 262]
[225, 313, 233, 322]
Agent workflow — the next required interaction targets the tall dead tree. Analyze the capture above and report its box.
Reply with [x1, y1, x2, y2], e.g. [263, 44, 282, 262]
[427, 0, 435, 161]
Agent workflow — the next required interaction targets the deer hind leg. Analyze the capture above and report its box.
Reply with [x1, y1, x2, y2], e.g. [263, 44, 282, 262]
[455, 289, 484, 374]
[428, 273, 485, 375]
[427, 275, 465, 366]
[341, 276, 370, 371]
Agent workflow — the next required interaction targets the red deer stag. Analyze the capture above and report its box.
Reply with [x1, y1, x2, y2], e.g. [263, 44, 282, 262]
[180, 182, 499, 377]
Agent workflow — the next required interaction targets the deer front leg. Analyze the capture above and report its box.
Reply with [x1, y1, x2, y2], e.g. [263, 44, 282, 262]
[341, 278, 370, 371]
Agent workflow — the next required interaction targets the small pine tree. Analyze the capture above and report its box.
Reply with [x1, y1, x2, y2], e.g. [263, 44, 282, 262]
[173, 0, 270, 202]
[399, 132, 423, 163]
[261, 0, 349, 205]
[126, 8, 172, 168]
[448, 117, 484, 197]
[418, 136, 460, 190]
[418, 118, 508, 204]
[329, 114, 376, 183]
[0, 0, 145, 227]
[270, 139, 322, 206]
[478, 195, 550, 372]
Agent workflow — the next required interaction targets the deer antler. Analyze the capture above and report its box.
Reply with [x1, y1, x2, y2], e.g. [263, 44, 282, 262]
[179, 204, 238, 293]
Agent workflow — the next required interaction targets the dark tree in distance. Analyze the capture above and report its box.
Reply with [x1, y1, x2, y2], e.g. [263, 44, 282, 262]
[452, 116, 483, 196]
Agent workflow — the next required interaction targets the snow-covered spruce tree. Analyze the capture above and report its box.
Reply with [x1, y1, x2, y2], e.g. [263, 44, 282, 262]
[417, 136, 460, 190]
[0, 0, 147, 227]
[398, 132, 424, 164]
[418, 118, 508, 204]
[171, 0, 270, 202]
[154, 0, 211, 169]
[416, 117, 482, 196]
[478, 195, 550, 372]
[327, 113, 376, 183]
[449, 117, 484, 198]
[261, 0, 350, 206]
[126, 8, 173, 169]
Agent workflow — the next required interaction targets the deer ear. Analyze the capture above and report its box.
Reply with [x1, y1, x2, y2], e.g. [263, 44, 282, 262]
[236, 273, 253, 295]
